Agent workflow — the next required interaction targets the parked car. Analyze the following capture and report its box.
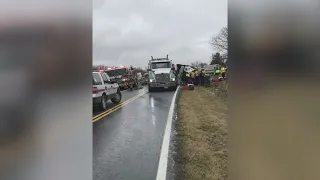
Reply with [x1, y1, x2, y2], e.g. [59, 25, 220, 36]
[92, 72, 122, 110]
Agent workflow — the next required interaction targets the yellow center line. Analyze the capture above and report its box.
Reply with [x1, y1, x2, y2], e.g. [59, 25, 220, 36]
[93, 95, 143, 122]
[92, 91, 148, 122]
[92, 91, 147, 119]
[92, 92, 146, 122]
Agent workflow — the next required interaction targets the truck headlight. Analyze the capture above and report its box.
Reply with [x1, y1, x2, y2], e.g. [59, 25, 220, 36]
[171, 78, 175, 81]
[150, 79, 155, 82]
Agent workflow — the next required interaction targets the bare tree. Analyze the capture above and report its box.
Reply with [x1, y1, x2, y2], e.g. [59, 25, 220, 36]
[190, 61, 208, 69]
[199, 62, 208, 68]
[210, 27, 228, 53]
[191, 61, 201, 67]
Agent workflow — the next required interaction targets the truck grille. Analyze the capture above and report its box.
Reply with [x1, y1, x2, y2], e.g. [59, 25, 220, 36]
[155, 73, 170, 83]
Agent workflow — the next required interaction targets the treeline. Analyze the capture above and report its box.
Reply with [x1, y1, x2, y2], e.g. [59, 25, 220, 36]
[190, 26, 228, 68]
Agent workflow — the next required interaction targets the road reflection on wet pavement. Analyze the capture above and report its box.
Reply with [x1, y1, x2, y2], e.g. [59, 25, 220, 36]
[93, 86, 175, 180]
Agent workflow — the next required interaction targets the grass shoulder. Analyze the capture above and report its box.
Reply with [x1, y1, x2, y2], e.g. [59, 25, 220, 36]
[175, 86, 228, 180]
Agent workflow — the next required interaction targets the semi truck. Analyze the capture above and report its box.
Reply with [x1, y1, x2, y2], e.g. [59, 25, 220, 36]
[147, 54, 177, 92]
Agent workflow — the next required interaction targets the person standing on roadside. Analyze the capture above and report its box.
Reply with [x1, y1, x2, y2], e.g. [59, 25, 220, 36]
[221, 66, 226, 79]
[200, 69, 205, 86]
[204, 72, 210, 86]
[181, 70, 186, 85]
[195, 69, 199, 85]
[191, 70, 195, 84]
[215, 68, 221, 79]
[186, 72, 190, 85]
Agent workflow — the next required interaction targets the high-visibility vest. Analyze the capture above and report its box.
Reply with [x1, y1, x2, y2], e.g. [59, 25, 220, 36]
[195, 71, 199, 76]
[186, 73, 190, 77]
[191, 72, 195, 78]
[215, 69, 220, 74]
[221, 67, 226, 73]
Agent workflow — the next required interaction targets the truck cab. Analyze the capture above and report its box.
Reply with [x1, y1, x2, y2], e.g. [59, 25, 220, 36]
[147, 54, 177, 92]
[105, 66, 129, 90]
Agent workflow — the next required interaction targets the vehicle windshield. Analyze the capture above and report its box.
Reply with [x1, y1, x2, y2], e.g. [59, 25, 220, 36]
[151, 62, 171, 69]
[92, 73, 102, 85]
[106, 68, 127, 77]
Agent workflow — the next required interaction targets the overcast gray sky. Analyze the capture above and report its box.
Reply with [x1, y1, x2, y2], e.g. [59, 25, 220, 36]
[93, 0, 227, 68]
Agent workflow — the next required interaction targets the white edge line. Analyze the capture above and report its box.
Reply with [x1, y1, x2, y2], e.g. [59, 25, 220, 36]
[156, 86, 180, 180]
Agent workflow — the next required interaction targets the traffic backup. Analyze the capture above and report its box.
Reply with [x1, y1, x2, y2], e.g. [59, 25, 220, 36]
[147, 54, 177, 92]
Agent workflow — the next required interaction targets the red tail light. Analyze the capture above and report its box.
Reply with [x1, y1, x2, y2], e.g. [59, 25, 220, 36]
[92, 87, 99, 94]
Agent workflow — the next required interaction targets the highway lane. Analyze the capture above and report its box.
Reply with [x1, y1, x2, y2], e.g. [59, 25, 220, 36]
[93, 87, 146, 117]
[93, 86, 175, 180]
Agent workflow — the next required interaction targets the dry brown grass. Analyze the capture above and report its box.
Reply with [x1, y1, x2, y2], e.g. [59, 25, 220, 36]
[176, 86, 228, 180]
[212, 80, 228, 101]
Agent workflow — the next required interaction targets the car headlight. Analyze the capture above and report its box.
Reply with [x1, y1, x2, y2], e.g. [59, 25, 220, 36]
[149, 79, 155, 82]
[171, 78, 175, 81]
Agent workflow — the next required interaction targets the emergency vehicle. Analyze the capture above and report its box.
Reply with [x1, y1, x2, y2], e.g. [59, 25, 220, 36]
[92, 71, 122, 110]
[104, 66, 130, 90]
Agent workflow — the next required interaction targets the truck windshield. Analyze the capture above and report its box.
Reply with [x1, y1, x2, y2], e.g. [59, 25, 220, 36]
[151, 62, 170, 69]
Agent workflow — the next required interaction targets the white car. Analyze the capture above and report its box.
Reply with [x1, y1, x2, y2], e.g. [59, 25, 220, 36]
[92, 72, 122, 110]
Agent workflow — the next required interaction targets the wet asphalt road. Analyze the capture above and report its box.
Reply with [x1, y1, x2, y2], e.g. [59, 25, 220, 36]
[93, 86, 175, 180]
